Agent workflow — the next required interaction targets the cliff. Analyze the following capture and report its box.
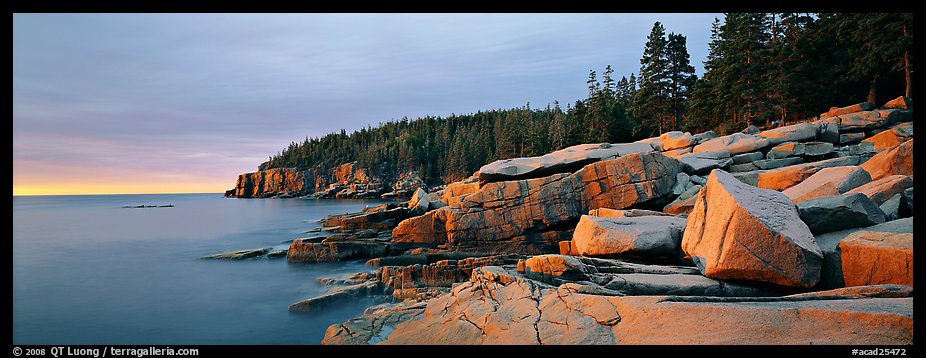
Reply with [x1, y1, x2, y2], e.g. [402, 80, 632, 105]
[225, 162, 424, 199]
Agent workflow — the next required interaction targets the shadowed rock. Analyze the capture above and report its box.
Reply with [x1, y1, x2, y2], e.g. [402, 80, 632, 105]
[677, 151, 732, 174]
[796, 193, 886, 235]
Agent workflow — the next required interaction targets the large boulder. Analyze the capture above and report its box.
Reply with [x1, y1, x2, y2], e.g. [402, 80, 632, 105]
[681, 170, 823, 288]
[407, 187, 430, 214]
[838, 231, 913, 287]
[860, 139, 913, 181]
[692, 132, 771, 154]
[782, 166, 871, 204]
[478, 142, 654, 182]
[757, 122, 817, 145]
[393, 152, 682, 253]
[796, 193, 886, 235]
[845, 175, 914, 206]
[571, 215, 687, 258]
[756, 156, 859, 191]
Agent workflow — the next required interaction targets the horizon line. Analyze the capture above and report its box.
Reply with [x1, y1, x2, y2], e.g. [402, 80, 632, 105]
[12, 191, 226, 197]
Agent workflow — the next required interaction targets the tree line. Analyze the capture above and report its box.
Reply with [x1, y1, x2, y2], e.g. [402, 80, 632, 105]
[261, 13, 913, 185]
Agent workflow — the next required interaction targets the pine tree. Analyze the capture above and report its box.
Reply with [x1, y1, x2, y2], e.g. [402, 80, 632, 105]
[631, 22, 671, 138]
[666, 33, 697, 131]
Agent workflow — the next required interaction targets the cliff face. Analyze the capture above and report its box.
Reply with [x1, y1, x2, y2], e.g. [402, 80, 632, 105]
[225, 162, 424, 199]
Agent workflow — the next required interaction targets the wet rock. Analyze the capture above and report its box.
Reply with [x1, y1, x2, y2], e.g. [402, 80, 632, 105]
[782, 166, 871, 204]
[796, 193, 886, 235]
[571, 215, 687, 258]
[289, 281, 383, 313]
[682, 170, 822, 288]
[860, 139, 913, 181]
[845, 175, 913, 205]
[838, 231, 913, 287]
[266, 249, 288, 259]
[201, 248, 270, 260]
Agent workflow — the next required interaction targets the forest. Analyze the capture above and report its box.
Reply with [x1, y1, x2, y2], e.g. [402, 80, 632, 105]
[260, 13, 913, 184]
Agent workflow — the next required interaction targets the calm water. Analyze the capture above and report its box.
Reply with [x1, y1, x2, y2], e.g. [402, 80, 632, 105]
[13, 193, 392, 344]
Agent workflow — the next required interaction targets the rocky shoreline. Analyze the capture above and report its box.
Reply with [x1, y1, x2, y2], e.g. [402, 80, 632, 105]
[211, 98, 913, 345]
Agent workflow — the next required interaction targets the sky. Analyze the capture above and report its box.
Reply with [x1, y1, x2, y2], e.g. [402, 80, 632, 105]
[13, 13, 721, 196]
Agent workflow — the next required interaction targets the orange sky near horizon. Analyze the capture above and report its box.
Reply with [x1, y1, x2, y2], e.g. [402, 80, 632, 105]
[12, 160, 236, 196]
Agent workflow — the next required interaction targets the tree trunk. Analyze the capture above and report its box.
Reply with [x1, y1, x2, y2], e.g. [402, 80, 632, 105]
[905, 50, 912, 98]
[867, 71, 879, 105]
[903, 25, 912, 98]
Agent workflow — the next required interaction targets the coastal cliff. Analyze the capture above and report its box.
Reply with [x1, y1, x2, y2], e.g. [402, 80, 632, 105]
[225, 162, 424, 199]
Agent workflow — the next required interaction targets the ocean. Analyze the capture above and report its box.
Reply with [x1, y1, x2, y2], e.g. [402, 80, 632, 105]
[12, 193, 392, 344]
